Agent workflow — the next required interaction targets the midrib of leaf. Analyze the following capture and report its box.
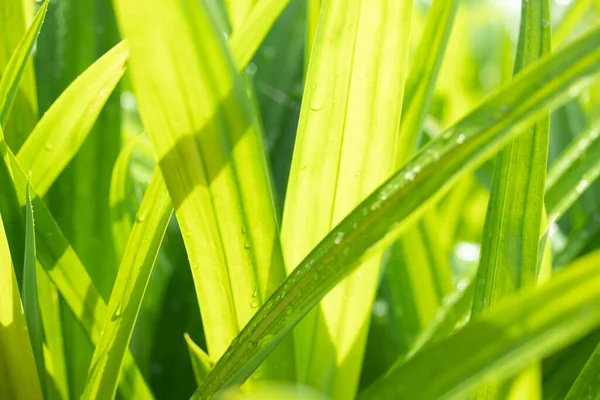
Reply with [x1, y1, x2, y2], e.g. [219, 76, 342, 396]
[197, 25, 600, 396]
[280, 0, 412, 397]
[470, 1, 551, 398]
[114, 0, 294, 381]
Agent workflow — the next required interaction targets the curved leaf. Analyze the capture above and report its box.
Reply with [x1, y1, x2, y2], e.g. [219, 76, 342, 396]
[16, 41, 128, 196]
[359, 249, 600, 399]
[197, 25, 600, 397]
[0, 1, 47, 127]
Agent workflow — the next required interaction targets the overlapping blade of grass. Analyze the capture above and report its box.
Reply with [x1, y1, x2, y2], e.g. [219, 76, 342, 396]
[554, 0, 594, 46]
[82, 171, 171, 399]
[109, 134, 154, 261]
[21, 182, 45, 395]
[0, 0, 39, 150]
[16, 40, 128, 196]
[564, 340, 600, 400]
[197, 26, 600, 397]
[0, 155, 42, 399]
[0, 129, 152, 398]
[359, 249, 600, 400]
[35, 4, 125, 393]
[114, 0, 294, 380]
[224, 0, 257, 30]
[543, 330, 600, 400]
[185, 333, 213, 386]
[229, 0, 290, 69]
[546, 120, 600, 224]
[470, 0, 551, 397]
[280, 0, 413, 396]
[383, 0, 458, 357]
[37, 266, 69, 400]
[0, 1, 47, 128]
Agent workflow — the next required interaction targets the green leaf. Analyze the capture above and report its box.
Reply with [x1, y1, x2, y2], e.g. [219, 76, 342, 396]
[280, 0, 413, 396]
[470, 1, 551, 396]
[37, 267, 69, 400]
[229, 0, 290, 69]
[383, 0, 458, 358]
[16, 40, 128, 197]
[198, 24, 600, 397]
[21, 180, 46, 395]
[0, 143, 42, 399]
[359, 249, 600, 400]
[563, 338, 600, 399]
[0, 124, 152, 399]
[114, 0, 294, 381]
[82, 171, 172, 399]
[0, 0, 39, 150]
[545, 120, 600, 224]
[185, 333, 214, 386]
[109, 134, 154, 261]
[554, 0, 594, 46]
[0, 1, 47, 128]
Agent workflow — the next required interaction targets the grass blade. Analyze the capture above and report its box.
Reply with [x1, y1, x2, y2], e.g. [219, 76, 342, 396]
[114, 0, 294, 380]
[564, 339, 600, 400]
[383, 0, 458, 357]
[0, 140, 42, 399]
[109, 134, 154, 261]
[280, 0, 413, 396]
[0, 1, 47, 128]
[185, 333, 214, 386]
[229, 0, 290, 69]
[470, 0, 551, 396]
[0, 0, 39, 150]
[359, 249, 600, 400]
[197, 25, 600, 396]
[16, 41, 128, 196]
[82, 171, 172, 399]
[0, 126, 152, 399]
[21, 180, 46, 395]
[546, 120, 600, 223]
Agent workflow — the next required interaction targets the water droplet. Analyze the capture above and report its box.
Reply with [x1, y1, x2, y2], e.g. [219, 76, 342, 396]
[136, 212, 146, 223]
[576, 179, 589, 193]
[45, 142, 54, 151]
[355, 171, 361, 177]
[244, 241, 251, 249]
[251, 299, 259, 309]
[542, 18, 550, 28]
[285, 305, 294, 315]
[247, 340, 257, 350]
[334, 232, 345, 245]
[404, 170, 416, 181]
[310, 99, 323, 111]
[112, 305, 123, 321]
[456, 134, 466, 144]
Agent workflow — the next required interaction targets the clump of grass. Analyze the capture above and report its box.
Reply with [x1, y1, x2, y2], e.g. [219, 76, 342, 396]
[1, 0, 600, 399]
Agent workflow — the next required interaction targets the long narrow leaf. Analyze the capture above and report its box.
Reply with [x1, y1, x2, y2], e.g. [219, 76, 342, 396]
[0, 126, 152, 399]
[82, 171, 172, 399]
[0, 1, 47, 127]
[21, 181, 46, 395]
[16, 41, 128, 196]
[359, 249, 600, 400]
[280, 0, 413, 396]
[0, 142, 42, 398]
[114, 0, 294, 381]
[197, 25, 600, 396]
